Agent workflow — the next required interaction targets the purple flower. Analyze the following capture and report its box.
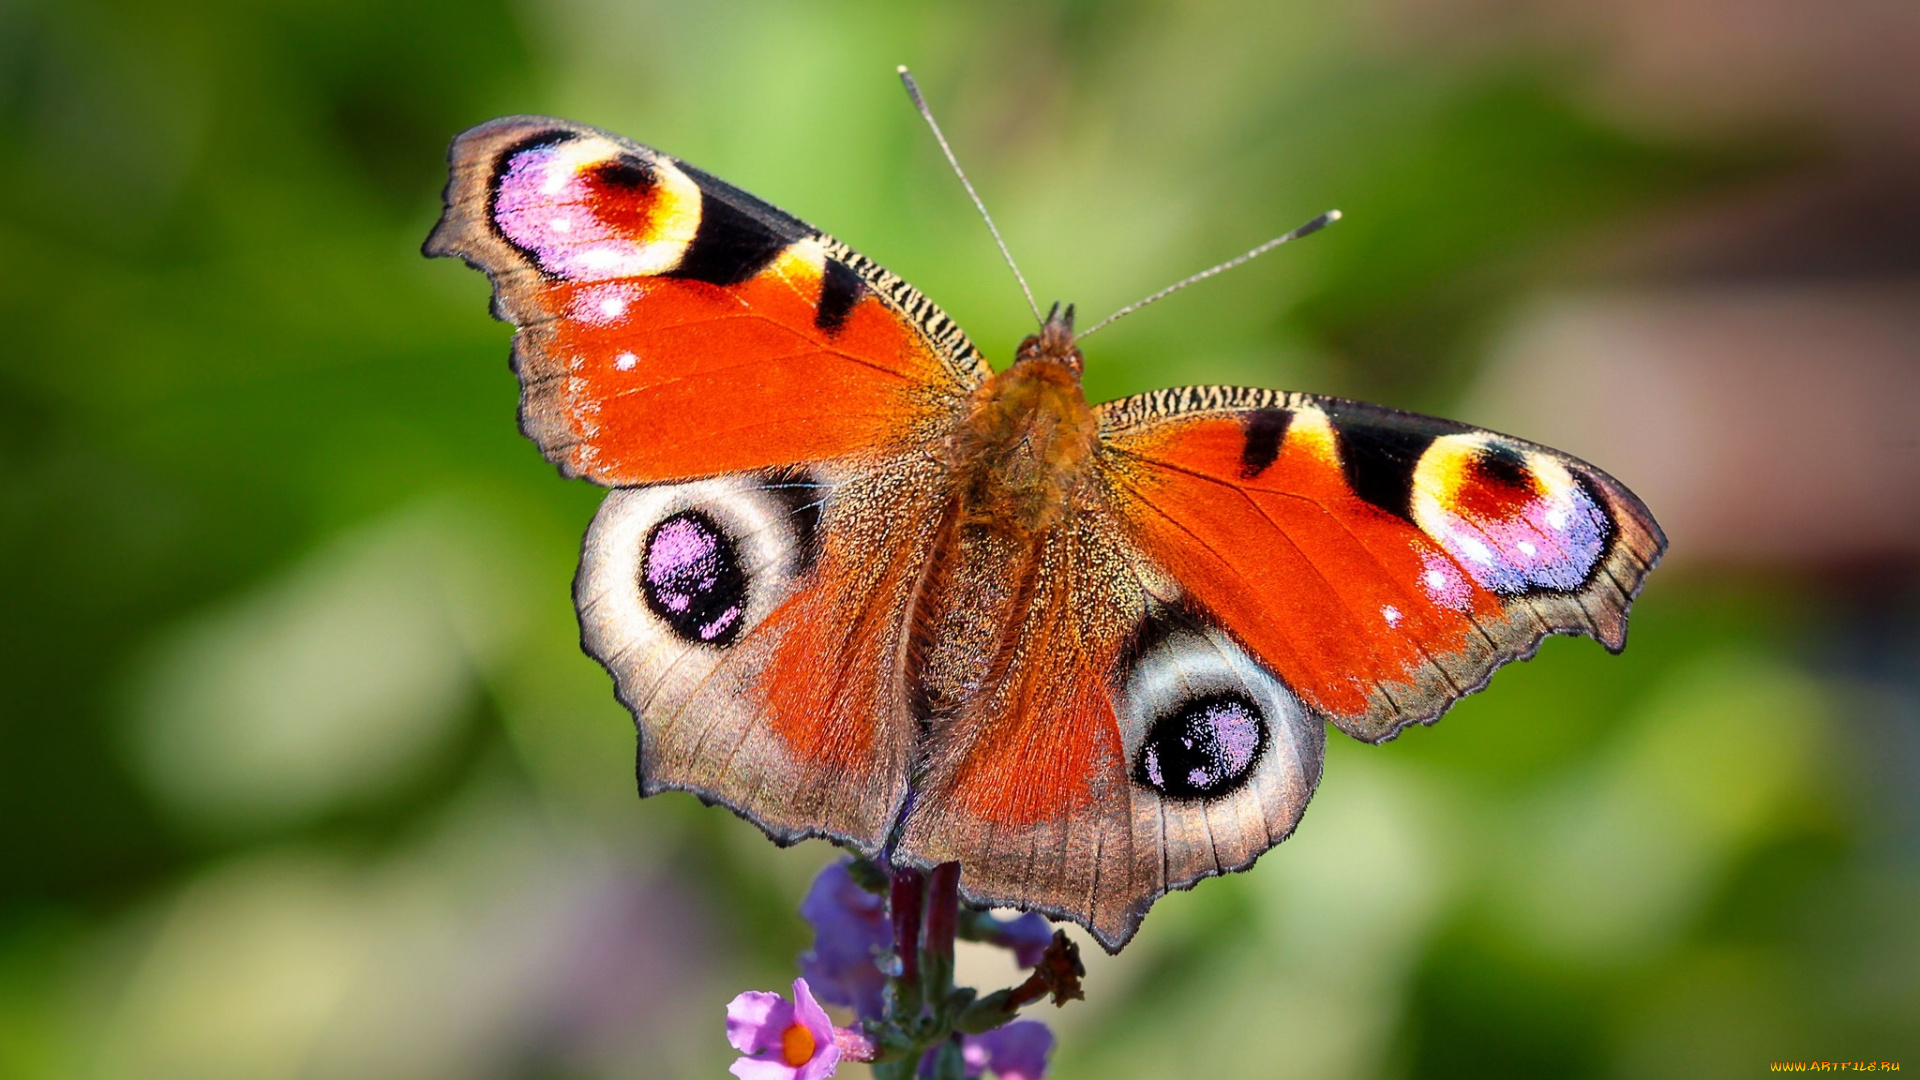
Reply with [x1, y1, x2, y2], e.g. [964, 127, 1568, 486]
[920, 1022, 1054, 1080]
[726, 978, 841, 1080]
[798, 861, 891, 1019]
[982, 913, 1054, 969]
[964, 1021, 1054, 1080]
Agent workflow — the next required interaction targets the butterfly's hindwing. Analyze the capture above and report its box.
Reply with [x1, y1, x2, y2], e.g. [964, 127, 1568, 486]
[1110, 603, 1326, 923]
[578, 473, 819, 668]
[577, 459, 948, 853]
[896, 515, 1325, 951]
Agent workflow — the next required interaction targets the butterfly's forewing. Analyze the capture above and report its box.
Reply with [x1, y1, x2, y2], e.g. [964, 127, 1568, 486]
[424, 117, 988, 485]
[428, 117, 989, 852]
[896, 516, 1326, 951]
[1097, 387, 1666, 742]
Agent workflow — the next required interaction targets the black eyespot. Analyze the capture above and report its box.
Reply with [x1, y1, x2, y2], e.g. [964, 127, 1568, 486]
[641, 510, 747, 646]
[1472, 441, 1533, 489]
[592, 154, 655, 190]
[1134, 692, 1268, 800]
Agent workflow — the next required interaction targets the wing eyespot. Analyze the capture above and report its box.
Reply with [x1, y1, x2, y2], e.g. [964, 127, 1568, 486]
[487, 134, 701, 283]
[1409, 434, 1613, 596]
[579, 474, 823, 672]
[641, 509, 749, 646]
[592, 154, 655, 190]
[1115, 609, 1316, 805]
[1133, 691, 1269, 800]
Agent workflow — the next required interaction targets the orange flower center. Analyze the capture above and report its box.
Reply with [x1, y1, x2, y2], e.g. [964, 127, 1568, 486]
[780, 1022, 816, 1067]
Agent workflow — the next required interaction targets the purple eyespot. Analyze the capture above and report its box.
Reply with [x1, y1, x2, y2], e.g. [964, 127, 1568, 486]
[1134, 692, 1267, 800]
[492, 139, 662, 282]
[641, 510, 747, 646]
[1419, 447, 1612, 597]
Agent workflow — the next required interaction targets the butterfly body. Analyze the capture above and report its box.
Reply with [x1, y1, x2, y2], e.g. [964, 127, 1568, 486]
[428, 116, 1665, 950]
[950, 316, 1098, 537]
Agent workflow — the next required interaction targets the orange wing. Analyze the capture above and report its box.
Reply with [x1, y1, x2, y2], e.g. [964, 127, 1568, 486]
[1097, 386, 1666, 742]
[894, 512, 1326, 951]
[428, 118, 988, 853]
[575, 459, 952, 853]
[897, 385, 1661, 950]
[424, 116, 988, 485]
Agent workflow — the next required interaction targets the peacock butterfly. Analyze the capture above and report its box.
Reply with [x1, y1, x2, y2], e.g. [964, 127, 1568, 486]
[424, 100, 1664, 951]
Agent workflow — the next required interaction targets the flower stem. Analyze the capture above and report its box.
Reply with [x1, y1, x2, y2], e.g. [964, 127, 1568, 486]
[922, 862, 961, 1008]
[890, 868, 925, 983]
[888, 867, 926, 1018]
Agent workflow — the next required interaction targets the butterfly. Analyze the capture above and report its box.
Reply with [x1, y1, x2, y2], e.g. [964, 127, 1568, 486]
[425, 112, 1664, 952]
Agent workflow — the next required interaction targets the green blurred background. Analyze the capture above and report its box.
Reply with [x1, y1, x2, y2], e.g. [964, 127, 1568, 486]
[3, 0, 1917, 1076]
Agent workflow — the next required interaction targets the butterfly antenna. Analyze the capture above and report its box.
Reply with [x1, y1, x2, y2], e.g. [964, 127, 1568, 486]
[1076, 210, 1342, 340]
[897, 65, 1044, 325]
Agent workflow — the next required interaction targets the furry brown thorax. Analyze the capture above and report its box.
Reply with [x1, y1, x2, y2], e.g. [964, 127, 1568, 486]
[949, 305, 1101, 537]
